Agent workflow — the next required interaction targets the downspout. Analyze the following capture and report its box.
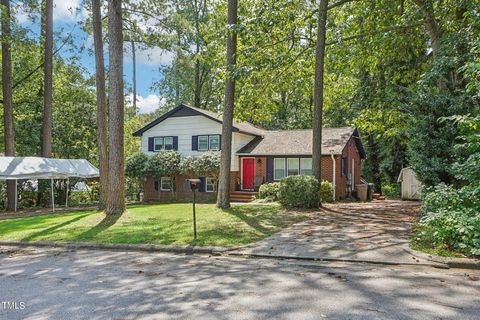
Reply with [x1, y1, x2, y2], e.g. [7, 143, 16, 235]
[331, 154, 336, 201]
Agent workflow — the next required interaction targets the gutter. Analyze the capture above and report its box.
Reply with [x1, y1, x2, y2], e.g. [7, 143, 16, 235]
[331, 154, 336, 201]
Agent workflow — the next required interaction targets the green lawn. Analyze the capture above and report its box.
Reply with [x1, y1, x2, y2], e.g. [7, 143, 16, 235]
[0, 203, 311, 247]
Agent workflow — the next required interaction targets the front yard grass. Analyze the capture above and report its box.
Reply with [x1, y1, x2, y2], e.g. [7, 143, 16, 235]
[0, 203, 311, 247]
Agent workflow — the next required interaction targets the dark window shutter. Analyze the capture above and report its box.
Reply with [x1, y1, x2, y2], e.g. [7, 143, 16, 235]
[173, 136, 178, 150]
[192, 136, 198, 151]
[199, 177, 206, 192]
[266, 157, 273, 182]
[148, 137, 154, 152]
[218, 135, 221, 150]
[154, 180, 159, 191]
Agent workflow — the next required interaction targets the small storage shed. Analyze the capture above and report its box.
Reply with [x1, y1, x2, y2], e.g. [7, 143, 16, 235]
[397, 167, 422, 200]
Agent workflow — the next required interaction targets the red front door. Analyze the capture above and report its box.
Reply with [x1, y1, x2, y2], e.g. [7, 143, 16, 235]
[242, 158, 255, 190]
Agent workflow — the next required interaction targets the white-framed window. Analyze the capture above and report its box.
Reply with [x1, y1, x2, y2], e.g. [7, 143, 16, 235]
[164, 136, 174, 150]
[198, 135, 209, 151]
[154, 137, 164, 151]
[274, 157, 313, 180]
[197, 135, 220, 151]
[154, 136, 174, 151]
[300, 158, 312, 176]
[160, 177, 172, 191]
[287, 158, 299, 176]
[209, 135, 220, 150]
[206, 177, 217, 192]
[274, 158, 286, 180]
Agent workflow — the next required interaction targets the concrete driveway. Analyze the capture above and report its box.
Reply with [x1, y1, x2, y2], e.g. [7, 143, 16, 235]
[232, 200, 426, 265]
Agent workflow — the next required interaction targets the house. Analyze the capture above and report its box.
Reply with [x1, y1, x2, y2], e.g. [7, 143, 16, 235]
[133, 104, 366, 202]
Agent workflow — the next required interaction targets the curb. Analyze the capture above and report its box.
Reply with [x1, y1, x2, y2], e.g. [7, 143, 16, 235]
[225, 251, 450, 269]
[404, 247, 480, 270]
[0, 240, 228, 255]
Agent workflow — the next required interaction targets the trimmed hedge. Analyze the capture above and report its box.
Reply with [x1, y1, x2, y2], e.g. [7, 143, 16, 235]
[258, 182, 280, 201]
[320, 180, 334, 203]
[278, 175, 320, 208]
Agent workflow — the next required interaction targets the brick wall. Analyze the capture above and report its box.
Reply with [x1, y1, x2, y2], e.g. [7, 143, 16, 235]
[143, 137, 363, 202]
[255, 157, 267, 182]
[144, 172, 241, 202]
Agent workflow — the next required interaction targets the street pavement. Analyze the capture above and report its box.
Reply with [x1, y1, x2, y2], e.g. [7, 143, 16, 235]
[1, 246, 479, 320]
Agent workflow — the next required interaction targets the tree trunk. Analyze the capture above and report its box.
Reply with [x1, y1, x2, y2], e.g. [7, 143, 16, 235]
[193, 0, 201, 108]
[413, 0, 442, 58]
[216, 0, 237, 209]
[131, 40, 137, 113]
[106, 0, 125, 215]
[1, 0, 16, 211]
[312, 0, 328, 206]
[92, 0, 109, 210]
[42, 0, 53, 158]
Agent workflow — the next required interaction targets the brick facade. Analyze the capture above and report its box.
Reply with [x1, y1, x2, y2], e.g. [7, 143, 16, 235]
[144, 172, 241, 202]
[143, 137, 362, 202]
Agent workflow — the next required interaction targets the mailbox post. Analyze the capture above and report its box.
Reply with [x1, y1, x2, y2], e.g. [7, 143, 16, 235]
[184, 179, 201, 240]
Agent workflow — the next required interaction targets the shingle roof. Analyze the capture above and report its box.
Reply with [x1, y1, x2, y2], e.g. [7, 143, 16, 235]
[133, 104, 265, 137]
[236, 127, 365, 157]
[132, 104, 365, 158]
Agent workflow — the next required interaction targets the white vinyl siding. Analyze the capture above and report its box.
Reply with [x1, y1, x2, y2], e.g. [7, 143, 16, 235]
[274, 158, 286, 180]
[141, 116, 255, 171]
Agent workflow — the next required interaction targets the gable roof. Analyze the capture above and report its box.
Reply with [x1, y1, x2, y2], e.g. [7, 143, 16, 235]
[132, 104, 265, 137]
[236, 127, 366, 158]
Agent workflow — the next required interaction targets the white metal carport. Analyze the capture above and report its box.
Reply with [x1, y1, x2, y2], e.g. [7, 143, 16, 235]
[0, 157, 99, 212]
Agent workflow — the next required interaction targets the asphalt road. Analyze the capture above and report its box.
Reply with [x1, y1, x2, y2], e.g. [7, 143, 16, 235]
[1, 246, 479, 320]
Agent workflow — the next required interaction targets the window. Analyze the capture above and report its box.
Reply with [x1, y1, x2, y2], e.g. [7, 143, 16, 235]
[274, 158, 286, 180]
[274, 157, 313, 180]
[198, 136, 209, 151]
[206, 177, 217, 192]
[160, 177, 172, 191]
[287, 158, 299, 176]
[154, 137, 164, 151]
[209, 135, 220, 150]
[197, 135, 220, 151]
[300, 158, 312, 176]
[341, 157, 348, 176]
[164, 137, 174, 150]
[154, 136, 174, 151]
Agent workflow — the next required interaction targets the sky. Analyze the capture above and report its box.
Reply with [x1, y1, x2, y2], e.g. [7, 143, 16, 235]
[16, 0, 170, 114]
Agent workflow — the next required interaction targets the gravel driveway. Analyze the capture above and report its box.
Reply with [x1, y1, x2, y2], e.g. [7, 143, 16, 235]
[233, 200, 426, 265]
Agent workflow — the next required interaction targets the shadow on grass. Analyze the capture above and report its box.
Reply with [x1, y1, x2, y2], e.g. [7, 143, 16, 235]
[76, 213, 122, 241]
[21, 214, 91, 241]
[223, 205, 304, 238]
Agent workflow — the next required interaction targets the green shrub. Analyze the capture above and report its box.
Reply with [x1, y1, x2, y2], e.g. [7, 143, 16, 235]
[320, 180, 334, 203]
[278, 175, 320, 208]
[258, 182, 280, 201]
[382, 183, 400, 198]
[416, 184, 480, 256]
[68, 191, 93, 206]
